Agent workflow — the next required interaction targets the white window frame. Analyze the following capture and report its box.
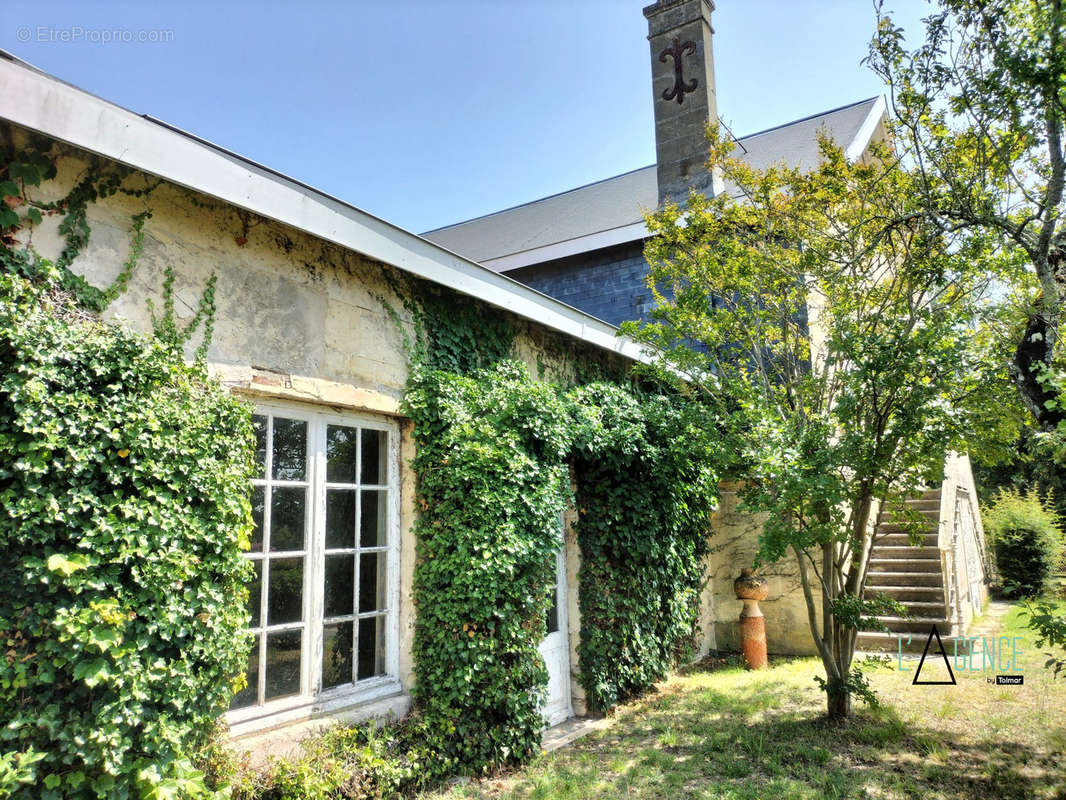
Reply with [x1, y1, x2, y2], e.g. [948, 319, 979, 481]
[226, 401, 402, 734]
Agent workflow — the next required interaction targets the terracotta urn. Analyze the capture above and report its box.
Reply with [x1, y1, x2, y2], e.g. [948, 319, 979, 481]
[734, 568, 769, 602]
[734, 568, 769, 670]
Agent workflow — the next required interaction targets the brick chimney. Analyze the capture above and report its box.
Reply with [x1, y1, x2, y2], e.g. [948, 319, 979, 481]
[643, 0, 720, 204]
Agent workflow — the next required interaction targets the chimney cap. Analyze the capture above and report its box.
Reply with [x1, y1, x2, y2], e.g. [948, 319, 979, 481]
[643, 0, 715, 20]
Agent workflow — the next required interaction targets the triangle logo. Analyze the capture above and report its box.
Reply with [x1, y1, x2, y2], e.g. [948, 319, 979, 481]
[912, 624, 957, 686]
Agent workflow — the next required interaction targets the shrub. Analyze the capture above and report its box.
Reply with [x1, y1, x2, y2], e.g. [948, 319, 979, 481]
[228, 722, 413, 800]
[984, 489, 1063, 598]
[0, 272, 255, 798]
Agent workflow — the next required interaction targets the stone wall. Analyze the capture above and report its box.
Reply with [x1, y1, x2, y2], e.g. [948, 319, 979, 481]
[705, 486, 821, 656]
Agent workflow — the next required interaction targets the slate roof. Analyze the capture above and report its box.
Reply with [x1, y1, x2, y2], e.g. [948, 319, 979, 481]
[422, 97, 884, 270]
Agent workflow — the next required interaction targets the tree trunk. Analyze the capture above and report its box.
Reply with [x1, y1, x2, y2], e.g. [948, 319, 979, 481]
[1011, 310, 1065, 432]
[826, 685, 852, 721]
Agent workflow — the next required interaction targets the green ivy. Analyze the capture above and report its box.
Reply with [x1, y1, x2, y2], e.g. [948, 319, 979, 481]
[403, 360, 724, 775]
[569, 384, 723, 712]
[1, 133, 249, 797]
[403, 362, 575, 777]
[0, 135, 160, 314]
[0, 271, 255, 799]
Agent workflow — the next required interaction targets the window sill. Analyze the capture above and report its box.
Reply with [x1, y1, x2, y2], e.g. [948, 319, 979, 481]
[227, 677, 405, 740]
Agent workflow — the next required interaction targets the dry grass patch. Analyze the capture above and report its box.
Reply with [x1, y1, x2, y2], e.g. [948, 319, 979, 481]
[421, 601, 1066, 800]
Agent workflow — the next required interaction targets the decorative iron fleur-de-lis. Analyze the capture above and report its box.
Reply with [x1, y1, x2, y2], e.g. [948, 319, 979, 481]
[659, 37, 698, 105]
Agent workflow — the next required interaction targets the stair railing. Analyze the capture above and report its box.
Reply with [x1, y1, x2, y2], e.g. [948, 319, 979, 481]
[937, 479, 964, 637]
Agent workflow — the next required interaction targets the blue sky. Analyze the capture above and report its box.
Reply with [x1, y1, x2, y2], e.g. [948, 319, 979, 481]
[1, 1, 929, 233]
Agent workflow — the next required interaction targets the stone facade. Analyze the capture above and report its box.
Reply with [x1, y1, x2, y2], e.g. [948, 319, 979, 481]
[644, 0, 720, 203]
[708, 486, 822, 656]
[9, 118, 826, 755]
[11, 128, 641, 747]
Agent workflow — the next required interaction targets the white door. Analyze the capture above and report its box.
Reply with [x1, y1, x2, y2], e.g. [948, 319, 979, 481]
[538, 543, 572, 727]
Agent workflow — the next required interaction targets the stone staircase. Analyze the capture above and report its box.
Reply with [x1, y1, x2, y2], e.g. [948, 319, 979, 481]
[857, 490, 956, 653]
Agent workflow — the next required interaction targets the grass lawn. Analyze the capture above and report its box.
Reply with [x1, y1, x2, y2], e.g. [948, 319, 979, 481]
[422, 600, 1066, 800]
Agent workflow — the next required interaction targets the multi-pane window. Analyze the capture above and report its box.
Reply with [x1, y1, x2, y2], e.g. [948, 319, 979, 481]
[230, 406, 398, 718]
[321, 425, 390, 688]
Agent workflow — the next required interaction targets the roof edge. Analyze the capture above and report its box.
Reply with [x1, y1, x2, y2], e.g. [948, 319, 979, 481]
[428, 96, 884, 236]
[736, 95, 880, 143]
[0, 55, 652, 365]
[844, 95, 888, 162]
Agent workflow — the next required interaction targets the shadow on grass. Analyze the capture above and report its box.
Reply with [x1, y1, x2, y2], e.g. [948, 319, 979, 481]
[466, 663, 1066, 800]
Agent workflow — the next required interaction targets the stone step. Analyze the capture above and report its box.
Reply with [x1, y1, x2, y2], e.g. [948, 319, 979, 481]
[881, 509, 941, 525]
[875, 525, 939, 538]
[864, 570, 943, 587]
[865, 584, 945, 602]
[868, 557, 942, 573]
[874, 616, 953, 634]
[856, 630, 959, 654]
[874, 535, 939, 549]
[895, 600, 949, 616]
[870, 545, 940, 559]
[903, 499, 942, 512]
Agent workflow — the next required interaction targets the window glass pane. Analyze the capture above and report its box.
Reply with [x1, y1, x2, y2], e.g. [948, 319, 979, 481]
[266, 558, 304, 625]
[326, 425, 358, 484]
[264, 631, 302, 700]
[324, 555, 355, 619]
[272, 418, 307, 481]
[359, 553, 387, 613]
[360, 490, 387, 548]
[360, 429, 387, 485]
[252, 415, 267, 478]
[249, 486, 265, 553]
[322, 621, 354, 690]
[357, 616, 386, 680]
[247, 486, 266, 554]
[546, 584, 559, 634]
[270, 487, 306, 552]
[247, 559, 262, 629]
[325, 490, 356, 550]
[229, 634, 259, 709]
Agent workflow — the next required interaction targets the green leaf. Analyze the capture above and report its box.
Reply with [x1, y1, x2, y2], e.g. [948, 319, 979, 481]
[89, 626, 123, 652]
[72, 657, 110, 687]
[9, 162, 41, 185]
[46, 553, 89, 577]
[25, 207, 43, 226]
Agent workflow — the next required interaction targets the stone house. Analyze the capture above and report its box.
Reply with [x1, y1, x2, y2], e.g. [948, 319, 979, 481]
[0, 0, 988, 754]
[1, 49, 676, 748]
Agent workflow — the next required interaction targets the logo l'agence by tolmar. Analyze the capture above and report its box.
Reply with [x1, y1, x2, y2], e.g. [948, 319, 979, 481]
[894, 624, 1025, 686]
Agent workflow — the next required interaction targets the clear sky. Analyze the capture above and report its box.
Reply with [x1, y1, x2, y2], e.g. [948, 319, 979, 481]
[1, 1, 930, 234]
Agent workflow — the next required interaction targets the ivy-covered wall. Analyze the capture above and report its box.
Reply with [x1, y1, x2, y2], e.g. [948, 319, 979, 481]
[4, 122, 725, 728]
[3, 124, 775, 786]
[392, 283, 725, 776]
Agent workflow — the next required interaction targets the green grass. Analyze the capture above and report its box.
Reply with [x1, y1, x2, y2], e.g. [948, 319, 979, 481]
[421, 601, 1066, 800]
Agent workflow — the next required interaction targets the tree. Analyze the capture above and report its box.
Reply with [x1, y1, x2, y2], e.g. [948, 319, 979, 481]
[623, 132, 995, 719]
[867, 0, 1066, 432]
